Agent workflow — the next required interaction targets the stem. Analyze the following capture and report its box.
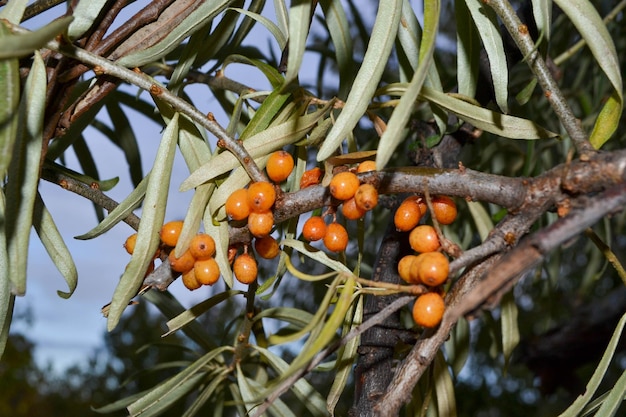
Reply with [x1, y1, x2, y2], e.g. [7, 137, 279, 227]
[487, 0, 596, 159]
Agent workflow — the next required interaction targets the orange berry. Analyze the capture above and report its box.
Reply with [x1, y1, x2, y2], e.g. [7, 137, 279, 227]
[409, 225, 440, 253]
[255, 236, 280, 259]
[266, 150, 294, 183]
[354, 183, 378, 211]
[233, 253, 258, 284]
[189, 233, 216, 260]
[329, 171, 360, 201]
[323, 222, 349, 252]
[160, 221, 184, 247]
[169, 249, 196, 273]
[409, 253, 426, 284]
[247, 181, 276, 213]
[225, 189, 251, 221]
[432, 195, 457, 225]
[356, 160, 376, 173]
[248, 211, 274, 238]
[394, 198, 422, 232]
[398, 255, 419, 284]
[300, 167, 323, 189]
[194, 258, 220, 285]
[341, 197, 366, 220]
[412, 292, 445, 328]
[302, 216, 327, 242]
[124, 233, 137, 254]
[416, 251, 449, 287]
[182, 268, 202, 290]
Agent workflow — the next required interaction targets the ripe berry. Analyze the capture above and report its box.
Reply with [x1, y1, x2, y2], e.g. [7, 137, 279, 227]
[189, 233, 216, 260]
[323, 222, 349, 252]
[356, 160, 376, 173]
[398, 255, 419, 284]
[169, 249, 196, 273]
[412, 292, 445, 328]
[160, 221, 184, 247]
[124, 233, 137, 254]
[416, 251, 449, 287]
[354, 183, 378, 211]
[266, 150, 294, 183]
[225, 188, 251, 221]
[247, 181, 276, 213]
[432, 195, 457, 225]
[302, 216, 327, 242]
[341, 197, 366, 220]
[255, 236, 280, 259]
[234, 253, 258, 284]
[182, 269, 202, 290]
[194, 258, 220, 285]
[300, 167, 323, 189]
[394, 197, 422, 232]
[409, 225, 440, 253]
[329, 171, 360, 201]
[248, 211, 274, 238]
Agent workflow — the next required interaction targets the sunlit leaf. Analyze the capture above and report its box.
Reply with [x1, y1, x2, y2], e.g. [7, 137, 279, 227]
[67, 0, 109, 39]
[229, 7, 287, 49]
[0, 16, 73, 59]
[0, 0, 27, 22]
[319, 0, 354, 98]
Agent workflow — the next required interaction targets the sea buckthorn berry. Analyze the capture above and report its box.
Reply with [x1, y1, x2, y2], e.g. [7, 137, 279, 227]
[266, 150, 294, 183]
[169, 249, 196, 274]
[409, 225, 441, 253]
[182, 269, 202, 290]
[412, 292, 445, 328]
[124, 233, 137, 255]
[432, 195, 457, 225]
[394, 198, 422, 232]
[409, 253, 426, 284]
[416, 251, 449, 287]
[329, 171, 360, 201]
[194, 258, 220, 285]
[302, 216, 327, 242]
[247, 181, 276, 213]
[357, 160, 376, 173]
[341, 197, 366, 220]
[398, 255, 419, 284]
[225, 188, 251, 221]
[255, 236, 280, 259]
[300, 167, 323, 189]
[189, 233, 216, 260]
[323, 222, 349, 252]
[248, 211, 274, 238]
[233, 253, 258, 284]
[160, 221, 184, 247]
[354, 183, 378, 211]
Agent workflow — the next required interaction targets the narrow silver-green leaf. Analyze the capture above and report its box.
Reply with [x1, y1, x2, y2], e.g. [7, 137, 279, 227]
[0, 189, 14, 358]
[0, 0, 28, 22]
[467, 201, 493, 242]
[33, 193, 78, 299]
[455, 0, 480, 98]
[594, 368, 626, 417]
[0, 21, 20, 178]
[319, 0, 354, 98]
[229, 8, 287, 49]
[282, 238, 352, 274]
[376, 0, 439, 169]
[67, 0, 109, 39]
[464, 0, 508, 113]
[107, 113, 180, 331]
[500, 290, 519, 370]
[284, 0, 311, 85]
[531, 0, 552, 42]
[434, 349, 457, 417]
[0, 16, 74, 59]
[316, 0, 403, 162]
[5, 51, 46, 296]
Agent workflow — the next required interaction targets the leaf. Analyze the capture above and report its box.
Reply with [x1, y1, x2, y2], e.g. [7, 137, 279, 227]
[464, 0, 508, 113]
[284, 0, 311, 85]
[5, 51, 46, 296]
[376, 0, 440, 169]
[281, 238, 352, 275]
[105, 101, 143, 186]
[107, 113, 180, 331]
[0, 16, 74, 59]
[455, 0, 480, 98]
[223, 54, 286, 89]
[467, 201, 493, 242]
[32, 193, 78, 299]
[500, 291, 519, 371]
[67, 0, 109, 39]
[316, 0, 403, 162]
[433, 350, 457, 417]
[319, 0, 354, 98]
[229, 7, 287, 49]
[445, 316, 470, 376]
[0, 189, 15, 358]
[594, 368, 626, 417]
[0, 0, 27, 22]
[590, 90, 621, 149]
[531, 0, 552, 43]
[0, 22, 20, 178]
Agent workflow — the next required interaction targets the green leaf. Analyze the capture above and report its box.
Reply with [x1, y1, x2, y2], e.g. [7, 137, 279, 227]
[223, 54, 286, 89]
[467, 201, 493, 242]
[229, 7, 287, 49]
[107, 113, 180, 331]
[0, 0, 28, 22]
[464, 0, 508, 113]
[317, 0, 403, 162]
[319, 0, 354, 98]
[32, 193, 78, 299]
[500, 291, 519, 371]
[590, 90, 622, 149]
[0, 22, 19, 178]
[5, 51, 46, 296]
[445, 316, 470, 377]
[531, 0, 552, 43]
[0, 189, 15, 358]
[455, 0, 480, 98]
[376, 0, 440, 169]
[434, 350, 457, 417]
[594, 368, 626, 417]
[67, 0, 109, 39]
[0, 16, 74, 59]
[283, 0, 311, 85]
[281, 238, 352, 275]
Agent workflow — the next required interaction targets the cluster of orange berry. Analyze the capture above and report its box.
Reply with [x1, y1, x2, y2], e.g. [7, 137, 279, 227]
[301, 161, 377, 252]
[394, 195, 457, 328]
